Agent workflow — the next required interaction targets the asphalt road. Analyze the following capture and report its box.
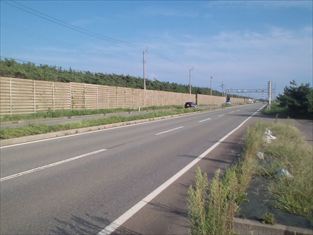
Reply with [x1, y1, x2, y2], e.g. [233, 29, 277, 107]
[0, 103, 264, 235]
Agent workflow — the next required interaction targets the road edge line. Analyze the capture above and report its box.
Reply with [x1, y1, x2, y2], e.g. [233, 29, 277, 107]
[98, 104, 266, 235]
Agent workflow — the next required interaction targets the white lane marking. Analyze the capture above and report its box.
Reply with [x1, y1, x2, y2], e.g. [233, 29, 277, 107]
[217, 114, 224, 118]
[229, 111, 235, 114]
[0, 149, 106, 182]
[0, 104, 256, 149]
[198, 117, 211, 123]
[155, 126, 184, 136]
[237, 109, 241, 112]
[98, 104, 266, 235]
[0, 109, 220, 150]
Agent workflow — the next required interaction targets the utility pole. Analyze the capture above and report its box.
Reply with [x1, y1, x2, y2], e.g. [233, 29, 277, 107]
[268, 80, 272, 109]
[188, 67, 193, 96]
[221, 81, 224, 96]
[143, 49, 147, 91]
[210, 76, 213, 96]
[142, 49, 148, 107]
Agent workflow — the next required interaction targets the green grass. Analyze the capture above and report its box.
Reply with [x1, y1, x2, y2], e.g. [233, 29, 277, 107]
[262, 212, 275, 225]
[260, 122, 313, 221]
[262, 102, 288, 118]
[0, 108, 132, 122]
[0, 105, 192, 122]
[0, 107, 200, 139]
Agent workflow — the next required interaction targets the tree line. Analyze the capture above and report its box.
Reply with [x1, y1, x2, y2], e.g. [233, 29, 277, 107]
[277, 80, 313, 118]
[0, 59, 225, 96]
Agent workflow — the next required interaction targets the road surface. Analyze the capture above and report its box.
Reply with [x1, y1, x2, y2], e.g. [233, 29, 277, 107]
[0, 103, 264, 235]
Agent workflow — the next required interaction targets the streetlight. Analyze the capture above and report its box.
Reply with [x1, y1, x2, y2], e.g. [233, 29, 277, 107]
[142, 49, 148, 91]
[210, 76, 213, 96]
[188, 67, 194, 96]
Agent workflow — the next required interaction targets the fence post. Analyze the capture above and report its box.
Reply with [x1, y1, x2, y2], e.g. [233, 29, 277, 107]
[9, 78, 12, 115]
[33, 80, 36, 113]
[69, 83, 72, 110]
[52, 82, 55, 111]
[97, 85, 99, 109]
[84, 84, 86, 109]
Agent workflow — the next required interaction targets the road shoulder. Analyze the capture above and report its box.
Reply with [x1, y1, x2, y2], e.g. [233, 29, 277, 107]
[112, 116, 259, 235]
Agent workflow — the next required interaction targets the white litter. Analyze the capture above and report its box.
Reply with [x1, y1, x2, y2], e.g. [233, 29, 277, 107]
[263, 128, 277, 143]
[276, 168, 293, 179]
[257, 152, 264, 160]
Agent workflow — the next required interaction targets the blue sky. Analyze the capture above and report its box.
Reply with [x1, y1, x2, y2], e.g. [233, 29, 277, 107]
[1, 0, 312, 97]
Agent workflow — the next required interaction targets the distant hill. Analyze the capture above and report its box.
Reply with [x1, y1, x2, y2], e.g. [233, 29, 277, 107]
[0, 59, 223, 95]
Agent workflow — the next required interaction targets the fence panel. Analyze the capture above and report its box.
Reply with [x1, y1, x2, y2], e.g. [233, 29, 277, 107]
[0, 77, 246, 115]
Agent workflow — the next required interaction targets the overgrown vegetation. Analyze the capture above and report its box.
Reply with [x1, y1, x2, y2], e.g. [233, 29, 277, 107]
[260, 122, 313, 221]
[265, 80, 313, 119]
[262, 212, 275, 225]
[187, 123, 264, 235]
[188, 121, 313, 234]
[0, 105, 184, 122]
[0, 58, 223, 95]
[0, 106, 200, 139]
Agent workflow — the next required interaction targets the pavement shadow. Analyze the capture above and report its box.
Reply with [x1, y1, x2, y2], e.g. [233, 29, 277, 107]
[51, 213, 141, 235]
[147, 201, 188, 218]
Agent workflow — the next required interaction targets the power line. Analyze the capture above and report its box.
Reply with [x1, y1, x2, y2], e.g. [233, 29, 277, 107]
[6, 1, 136, 47]
[5, 1, 184, 66]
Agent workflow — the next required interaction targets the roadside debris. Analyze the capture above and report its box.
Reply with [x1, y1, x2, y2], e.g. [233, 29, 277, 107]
[263, 128, 277, 143]
[257, 151, 264, 160]
[276, 168, 293, 179]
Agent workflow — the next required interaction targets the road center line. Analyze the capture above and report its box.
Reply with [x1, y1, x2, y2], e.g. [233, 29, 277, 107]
[155, 126, 184, 136]
[0, 149, 107, 182]
[198, 117, 211, 123]
[99, 104, 266, 235]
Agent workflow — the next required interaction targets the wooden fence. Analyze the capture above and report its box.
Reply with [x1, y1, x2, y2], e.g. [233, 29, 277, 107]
[0, 77, 245, 115]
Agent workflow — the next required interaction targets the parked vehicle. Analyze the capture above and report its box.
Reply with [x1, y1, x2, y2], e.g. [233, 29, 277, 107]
[184, 102, 197, 108]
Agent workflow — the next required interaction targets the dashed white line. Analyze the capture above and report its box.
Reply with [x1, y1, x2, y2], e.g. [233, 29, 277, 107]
[198, 117, 211, 123]
[217, 114, 224, 118]
[155, 126, 184, 136]
[0, 149, 107, 182]
[98, 104, 266, 235]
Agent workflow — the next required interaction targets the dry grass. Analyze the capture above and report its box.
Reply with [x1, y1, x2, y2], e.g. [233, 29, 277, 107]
[187, 122, 265, 235]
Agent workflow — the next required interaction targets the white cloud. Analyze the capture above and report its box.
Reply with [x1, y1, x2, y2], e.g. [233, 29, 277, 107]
[6, 26, 312, 96]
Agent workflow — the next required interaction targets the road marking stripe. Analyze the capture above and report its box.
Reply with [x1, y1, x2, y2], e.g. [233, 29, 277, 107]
[155, 126, 184, 136]
[0, 149, 107, 182]
[217, 114, 224, 118]
[98, 104, 266, 235]
[198, 117, 211, 123]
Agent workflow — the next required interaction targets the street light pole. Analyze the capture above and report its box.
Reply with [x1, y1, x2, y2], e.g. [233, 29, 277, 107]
[143, 49, 147, 91]
[188, 67, 193, 96]
[142, 49, 148, 107]
[210, 76, 213, 96]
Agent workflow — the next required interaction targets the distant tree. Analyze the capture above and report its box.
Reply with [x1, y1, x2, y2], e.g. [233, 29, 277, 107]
[0, 58, 234, 97]
[277, 80, 313, 116]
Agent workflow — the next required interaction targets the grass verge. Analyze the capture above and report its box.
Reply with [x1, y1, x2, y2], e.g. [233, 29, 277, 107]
[187, 121, 313, 234]
[0, 105, 188, 122]
[0, 107, 200, 139]
[262, 102, 288, 118]
[187, 122, 264, 235]
[258, 122, 313, 221]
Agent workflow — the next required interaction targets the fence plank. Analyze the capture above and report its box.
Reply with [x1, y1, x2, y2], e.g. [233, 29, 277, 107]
[0, 77, 246, 115]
